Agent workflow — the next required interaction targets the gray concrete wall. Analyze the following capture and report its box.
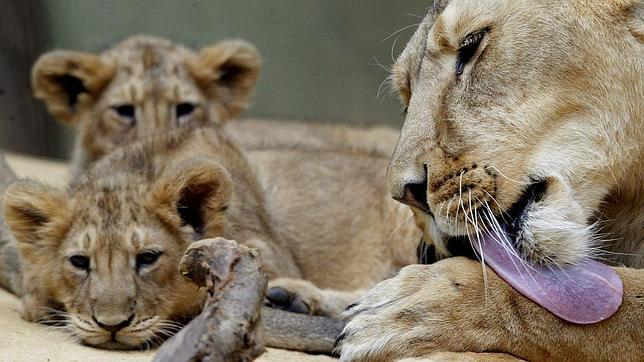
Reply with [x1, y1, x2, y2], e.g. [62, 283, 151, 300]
[1, 0, 430, 159]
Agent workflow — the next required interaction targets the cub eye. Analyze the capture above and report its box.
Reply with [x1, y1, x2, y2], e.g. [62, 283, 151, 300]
[176, 102, 196, 119]
[455, 29, 488, 76]
[111, 104, 136, 127]
[136, 250, 162, 270]
[113, 104, 135, 118]
[69, 255, 90, 271]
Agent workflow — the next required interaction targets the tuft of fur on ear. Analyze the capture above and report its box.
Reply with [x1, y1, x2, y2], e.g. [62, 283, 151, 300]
[150, 158, 233, 239]
[188, 40, 262, 121]
[3, 181, 72, 256]
[31, 50, 115, 123]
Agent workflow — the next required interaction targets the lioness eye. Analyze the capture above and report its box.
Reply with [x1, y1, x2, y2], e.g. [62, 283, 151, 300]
[176, 102, 196, 119]
[136, 251, 162, 270]
[455, 29, 488, 76]
[69, 255, 90, 271]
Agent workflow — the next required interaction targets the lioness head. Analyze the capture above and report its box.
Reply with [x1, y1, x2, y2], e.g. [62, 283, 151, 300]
[3, 152, 233, 349]
[32, 35, 261, 166]
[388, 0, 643, 268]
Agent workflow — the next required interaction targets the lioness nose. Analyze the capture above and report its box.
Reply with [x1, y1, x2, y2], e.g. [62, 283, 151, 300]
[93, 314, 134, 333]
[397, 179, 431, 214]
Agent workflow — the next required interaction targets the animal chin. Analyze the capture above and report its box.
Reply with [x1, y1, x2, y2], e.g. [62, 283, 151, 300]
[430, 180, 624, 325]
[91, 339, 140, 350]
[77, 326, 151, 350]
[87, 332, 156, 350]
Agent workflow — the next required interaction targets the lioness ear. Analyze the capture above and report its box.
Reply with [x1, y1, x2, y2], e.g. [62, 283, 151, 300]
[31, 50, 115, 123]
[150, 158, 233, 238]
[188, 40, 262, 121]
[3, 181, 71, 249]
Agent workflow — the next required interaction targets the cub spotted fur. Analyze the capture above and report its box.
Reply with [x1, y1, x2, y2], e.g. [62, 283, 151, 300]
[3, 126, 419, 349]
[32, 35, 261, 170]
[32, 35, 401, 174]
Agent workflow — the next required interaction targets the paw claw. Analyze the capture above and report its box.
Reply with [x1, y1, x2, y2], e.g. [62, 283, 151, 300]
[345, 302, 359, 311]
[266, 287, 291, 305]
[334, 331, 346, 349]
[266, 286, 311, 314]
[286, 297, 310, 314]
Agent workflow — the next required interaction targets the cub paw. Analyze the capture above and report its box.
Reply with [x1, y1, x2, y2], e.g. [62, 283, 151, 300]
[265, 278, 326, 316]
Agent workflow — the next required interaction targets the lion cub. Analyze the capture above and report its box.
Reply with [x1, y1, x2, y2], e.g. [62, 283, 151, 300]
[32, 35, 261, 171]
[3, 126, 419, 349]
[32, 35, 400, 174]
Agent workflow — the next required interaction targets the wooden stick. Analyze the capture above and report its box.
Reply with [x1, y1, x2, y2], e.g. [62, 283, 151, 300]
[154, 238, 267, 362]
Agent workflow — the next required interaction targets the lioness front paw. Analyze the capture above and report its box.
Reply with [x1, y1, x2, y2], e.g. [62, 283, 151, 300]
[336, 258, 510, 361]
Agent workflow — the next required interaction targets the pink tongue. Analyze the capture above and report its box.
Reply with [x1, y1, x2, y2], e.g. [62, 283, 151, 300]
[473, 233, 623, 324]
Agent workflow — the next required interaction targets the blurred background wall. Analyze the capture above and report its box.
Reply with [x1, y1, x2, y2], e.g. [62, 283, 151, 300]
[0, 0, 430, 160]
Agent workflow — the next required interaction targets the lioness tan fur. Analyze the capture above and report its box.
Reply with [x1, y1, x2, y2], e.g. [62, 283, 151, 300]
[338, 0, 643, 360]
[2, 126, 420, 350]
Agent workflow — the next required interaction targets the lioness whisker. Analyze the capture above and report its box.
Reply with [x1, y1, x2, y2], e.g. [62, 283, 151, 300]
[446, 194, 455, 228]
[436, 197, 445, 221]
[483, 166, 532, 185]
[381, 23, 421, 43]
[370, 55, 390, 73]
[376, 73, 394, 102]
[385, 213, 415, 246]
[588, 248, 643, 257]
[403, 13, 424, 20]
[470, 193, 489, 299]
[390, 34, 402, 63]
[480, 206, 532, 278]
[481, 188, 511, 222]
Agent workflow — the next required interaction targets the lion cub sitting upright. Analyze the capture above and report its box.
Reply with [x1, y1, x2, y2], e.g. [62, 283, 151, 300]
[3, 126, 419, 349]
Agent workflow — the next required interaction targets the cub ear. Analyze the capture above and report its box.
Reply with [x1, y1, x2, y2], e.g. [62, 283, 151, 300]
[150, 158, 233, 239]
[31, 50, 115, 123]
[188, 40, 262, 121]
[628, 1, 644, 42]
[3, 181, 71, 250]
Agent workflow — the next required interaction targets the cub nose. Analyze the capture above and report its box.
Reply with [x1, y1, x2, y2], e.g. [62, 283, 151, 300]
[397, 179, 431, 214]
[93, 314, 134, 333]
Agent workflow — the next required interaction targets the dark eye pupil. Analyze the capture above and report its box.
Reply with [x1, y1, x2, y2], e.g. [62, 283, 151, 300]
[114, 104, 135, 118]
[70, 255, 90, 270]
[456, 30, 487, 76]
[136, 251, 161, 269]
[176, 103, 195, 118]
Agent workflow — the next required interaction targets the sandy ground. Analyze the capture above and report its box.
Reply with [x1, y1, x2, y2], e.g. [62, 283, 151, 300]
[1, 153, 336, 362]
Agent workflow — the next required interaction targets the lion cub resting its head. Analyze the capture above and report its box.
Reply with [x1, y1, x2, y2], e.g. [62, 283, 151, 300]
[3, 126, 418, 349]
[32, 35, 261, 169]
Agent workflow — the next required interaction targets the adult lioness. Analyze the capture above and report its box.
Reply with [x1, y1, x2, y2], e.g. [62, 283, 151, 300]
[2, 126, 420, 349]
[337, 0, 643, 360]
